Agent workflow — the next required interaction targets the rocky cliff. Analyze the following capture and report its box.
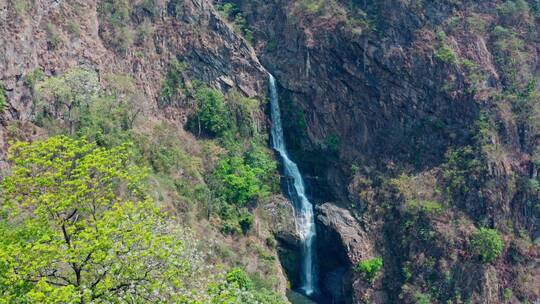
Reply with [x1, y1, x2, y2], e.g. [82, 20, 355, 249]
[0, 0, 266, 147]
[221, 0, 540, 303]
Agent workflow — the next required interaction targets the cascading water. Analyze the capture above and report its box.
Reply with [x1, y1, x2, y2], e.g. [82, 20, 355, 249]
[268, 74, 318, 296]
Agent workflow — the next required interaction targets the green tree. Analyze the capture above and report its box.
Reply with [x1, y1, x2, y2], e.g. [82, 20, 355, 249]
[212, 156, 269, 207]
[470, 228, 504, 263]
[354, 257, 383, 284]
[159, 59, 186, 107]
[35, 68, 99, 135]
[0, 136, 205, 303]
[194, 87, 230, 137]
[0, 82, 7, 110]
[208, 268, 288, 304]
[77, 74, 143, 147]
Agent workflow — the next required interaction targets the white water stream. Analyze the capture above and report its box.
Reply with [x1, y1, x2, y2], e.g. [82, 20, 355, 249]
[269, 74, 318, 296]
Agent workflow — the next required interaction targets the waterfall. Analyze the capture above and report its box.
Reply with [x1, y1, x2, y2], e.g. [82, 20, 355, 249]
[269, 74, 318, 296]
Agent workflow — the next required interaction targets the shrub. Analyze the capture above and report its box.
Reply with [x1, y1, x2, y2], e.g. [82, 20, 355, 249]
[220, 3, 239, 18]
[228, 93, 260, 138]
[435, 46, 457, 64]
[497, 0, 529, 18]
[238, 212, 254, 235]
[470, 228, 504, 263]
[194, 86, 230, 136]
[23, 68, 44, 90]
[226, 268, 253, 290]
[0, 82, 7, 110]
[354, 257, 383, 283]
[159, 60, 186, 107]
[12, 0, 33, 15]
[210, 268, 288, 303]
[405, 199, 444, 216]
[325, 133, 340, 153]
[35, 68, 100, 134]
[414, 292, 431, 304]
[35, 70, 143, 146]
[217, 2, 253, 44]
[212, 155, 269, 206]
[443, 146, 484, 196]
[243, 143, 279, 191]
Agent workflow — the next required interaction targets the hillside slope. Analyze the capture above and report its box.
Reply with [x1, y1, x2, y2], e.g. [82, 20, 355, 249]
[0, 0, 292, 302]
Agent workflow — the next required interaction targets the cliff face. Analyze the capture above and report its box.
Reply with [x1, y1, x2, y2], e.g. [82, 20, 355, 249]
[224, 0, 540, 303]
[0, 0, 266, 150]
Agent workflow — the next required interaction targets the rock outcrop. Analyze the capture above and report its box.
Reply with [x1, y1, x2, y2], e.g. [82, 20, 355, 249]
[316, 203, 379, 304]
[316, 203, 374, 266]
[266, 194, 302, 247]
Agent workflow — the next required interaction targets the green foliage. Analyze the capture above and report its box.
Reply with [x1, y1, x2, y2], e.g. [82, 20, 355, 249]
[470, 228, 504, 263]
[191, 86, 263, 141]
[210, 141, 277, 234]
[0, 136, 284, 303]
[226, 268, 254, 290]
[233, 14, 254, 44]
[209, 268, 288, 304]
[217, 2, 253, 44]
[533, 0, 540, 18]
[325, 133, 340, 153]
[405, 199, 444, 216]
[34, 69, 142, 147]
[135, 0, 157, 19]
[228, 93, 261, 138]
[35, 68, 100, 134]
[238, 213, 254, 234]
[402, 264, 413, 282]
[159, 59, 187, 107]
[136, 21, 154, 44]
[442, 146, 483, 196]
[354, 257, 383, 284]
[78, 74, 143, 147]
[497, 0, 529, 19]
[23, 68, 44, 90]
[414, 292, 432, 304]
[213, 155, 271, 207]
[492, 25, 527, 88]
[466, 14, 487, 33]
[0, 82, 7, 110]
[194, 86, 230, 137]
[0, 136, 188, 302]
[435, 46, 457, 64]
[221, 3, 238, 17]
[298, 0, 324, 13]
[503, 288, 514, 301]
